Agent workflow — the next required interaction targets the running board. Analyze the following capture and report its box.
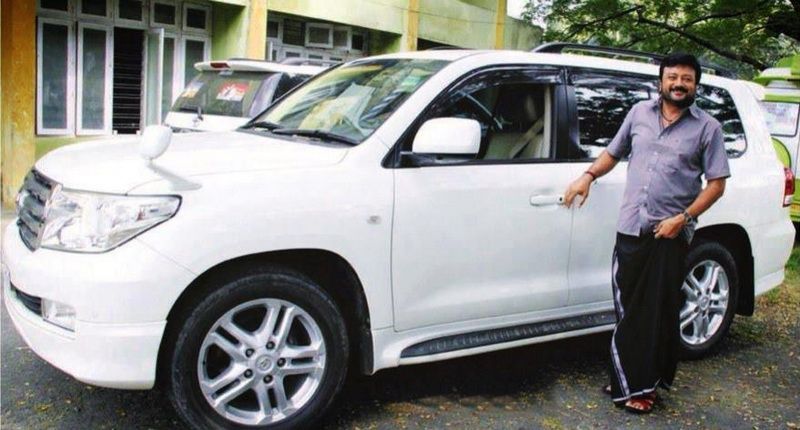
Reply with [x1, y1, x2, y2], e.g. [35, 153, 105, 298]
[400, 310, 617, 358]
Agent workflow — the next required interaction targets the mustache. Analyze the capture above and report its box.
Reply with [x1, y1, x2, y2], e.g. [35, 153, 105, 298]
[669, 86, 690, 93]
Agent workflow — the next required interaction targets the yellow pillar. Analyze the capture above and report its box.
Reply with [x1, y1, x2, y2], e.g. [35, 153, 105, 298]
[245, 0, 268, 59]
[402, 0, 419, 52]
[494, 0, 506, 49]
[1, 0, 36, 209]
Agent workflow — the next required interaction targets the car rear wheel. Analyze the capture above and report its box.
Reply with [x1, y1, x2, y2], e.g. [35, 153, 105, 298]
[679, 240, 739, 359]
[167, 266, 348, 429]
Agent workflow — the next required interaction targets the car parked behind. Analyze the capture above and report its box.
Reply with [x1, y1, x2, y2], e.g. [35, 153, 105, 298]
[164, 58, 329, 132]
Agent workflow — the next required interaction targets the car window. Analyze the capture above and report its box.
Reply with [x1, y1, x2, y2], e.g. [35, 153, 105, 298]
[760, 101, 800, 137]
[403, 67, 561, 164]
[695, 85, 747, 158]
[172, 70, 282, 118]
[572, 72, 657, 159]
[571, 71, 747, 159]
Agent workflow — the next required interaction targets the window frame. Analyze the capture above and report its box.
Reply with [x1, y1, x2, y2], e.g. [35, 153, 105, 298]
[180, 34, 210, 93]
[38, 0, 73, 17]
[350, 30, 366, 52]
[77, 0, 112, 20]
[332, 25, 351, 50]
[76, 22, 114, 135]
[267, 17, 283, 42]
[161, 32, 181, 118]
[383, 65, 565, 169]
[182, 1, 211, 34]
[150, 0, 179, 30]
[36, 17, 76, 135]
[305, 22, 333, 49]
[115, 0, 148, 28]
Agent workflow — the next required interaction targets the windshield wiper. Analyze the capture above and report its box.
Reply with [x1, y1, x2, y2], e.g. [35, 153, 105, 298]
[242, 120, 281, 130]
[271, 128, 358, 145]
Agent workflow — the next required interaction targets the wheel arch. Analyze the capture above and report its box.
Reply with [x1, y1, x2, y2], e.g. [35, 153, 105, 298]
[694, 223, 754, 316]
[155, 249, 374, 388]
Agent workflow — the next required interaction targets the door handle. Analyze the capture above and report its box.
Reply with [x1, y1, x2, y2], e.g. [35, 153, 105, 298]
[530, 195, 564, 206]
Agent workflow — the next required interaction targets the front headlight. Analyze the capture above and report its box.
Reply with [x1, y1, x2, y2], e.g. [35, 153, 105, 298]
[40, 188, 180, 253]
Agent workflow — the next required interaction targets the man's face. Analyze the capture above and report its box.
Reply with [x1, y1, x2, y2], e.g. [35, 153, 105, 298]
[659, 65, 697, 109]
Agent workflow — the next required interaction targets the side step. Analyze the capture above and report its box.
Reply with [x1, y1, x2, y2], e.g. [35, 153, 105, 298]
[400, 310, 616, 358]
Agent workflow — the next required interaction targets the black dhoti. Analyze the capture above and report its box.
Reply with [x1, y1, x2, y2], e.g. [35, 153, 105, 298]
[609, 231, 688, 402]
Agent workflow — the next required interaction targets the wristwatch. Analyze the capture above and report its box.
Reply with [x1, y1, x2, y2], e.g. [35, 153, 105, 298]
[682, 210, 694, 224]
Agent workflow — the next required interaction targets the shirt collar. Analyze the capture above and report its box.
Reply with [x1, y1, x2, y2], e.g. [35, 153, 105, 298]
[652, 97, 700, 119]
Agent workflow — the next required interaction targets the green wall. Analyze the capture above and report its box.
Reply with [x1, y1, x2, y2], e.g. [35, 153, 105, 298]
[268, 0, 406, 35]
[212, 2, 247, 59]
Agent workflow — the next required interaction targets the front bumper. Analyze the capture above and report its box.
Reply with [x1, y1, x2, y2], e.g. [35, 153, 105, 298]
[2, 221, 196, 389]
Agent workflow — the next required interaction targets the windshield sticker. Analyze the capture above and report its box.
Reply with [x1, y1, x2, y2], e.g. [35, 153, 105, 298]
[216, 82, 250, 102]
[181, 81, 204, 98]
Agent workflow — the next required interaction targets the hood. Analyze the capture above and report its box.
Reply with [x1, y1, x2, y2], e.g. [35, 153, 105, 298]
[35, 131, 348, 193]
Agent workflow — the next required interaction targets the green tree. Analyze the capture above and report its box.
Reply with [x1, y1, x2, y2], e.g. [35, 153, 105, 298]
[523, 0, 800, 77]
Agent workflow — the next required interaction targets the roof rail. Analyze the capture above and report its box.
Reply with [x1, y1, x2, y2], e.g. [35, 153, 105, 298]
[532, 42, 736, 78]
[279, 58, 340, 67]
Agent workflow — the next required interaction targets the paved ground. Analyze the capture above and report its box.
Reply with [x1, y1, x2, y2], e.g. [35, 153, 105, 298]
[2, 210, 799, 429]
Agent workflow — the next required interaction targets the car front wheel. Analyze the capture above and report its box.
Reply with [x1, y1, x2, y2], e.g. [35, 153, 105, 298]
[167, 266, 348, 429]
[679, 240, 739, 359]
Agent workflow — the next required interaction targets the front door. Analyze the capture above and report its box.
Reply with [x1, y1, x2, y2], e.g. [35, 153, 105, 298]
[391, 68, 573, 331]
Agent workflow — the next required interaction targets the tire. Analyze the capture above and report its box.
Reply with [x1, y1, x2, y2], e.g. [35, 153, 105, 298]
[679, 240, 739, 360]
[167, 265, 349, 429]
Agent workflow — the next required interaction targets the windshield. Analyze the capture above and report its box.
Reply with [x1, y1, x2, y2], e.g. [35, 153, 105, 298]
[761, 101, 800, 137]
[255, 58, 449, 144]
[172, 70, 283, 118]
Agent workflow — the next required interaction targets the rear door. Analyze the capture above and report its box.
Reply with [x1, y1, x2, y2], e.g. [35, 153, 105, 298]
[391, 67, 575, 331]
[565, 70, 657, 306]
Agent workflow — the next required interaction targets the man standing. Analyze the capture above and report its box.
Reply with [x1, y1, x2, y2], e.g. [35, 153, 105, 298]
[563, 53, 730, 414]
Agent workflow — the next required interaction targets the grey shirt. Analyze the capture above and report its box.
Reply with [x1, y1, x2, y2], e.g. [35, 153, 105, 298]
[606, 98, 731, 242]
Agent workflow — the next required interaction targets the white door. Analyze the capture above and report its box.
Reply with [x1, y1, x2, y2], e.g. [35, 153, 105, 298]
[391, 68, 573, 331]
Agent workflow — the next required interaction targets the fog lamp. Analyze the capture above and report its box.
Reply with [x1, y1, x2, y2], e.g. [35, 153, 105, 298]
[41, 299, 76, 331]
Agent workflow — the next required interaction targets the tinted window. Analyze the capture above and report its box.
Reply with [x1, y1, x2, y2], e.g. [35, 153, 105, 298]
[573, 71, 747, 159]
[695, 85, 747, 158]
[573, 73, 656, 159]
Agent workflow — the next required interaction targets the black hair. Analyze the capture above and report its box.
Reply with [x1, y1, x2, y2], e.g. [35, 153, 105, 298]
[659, 53, 702, 83]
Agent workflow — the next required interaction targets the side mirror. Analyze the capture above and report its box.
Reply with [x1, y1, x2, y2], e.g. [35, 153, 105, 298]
[140, 125, 173, 161]
[412, 118, 481, 155]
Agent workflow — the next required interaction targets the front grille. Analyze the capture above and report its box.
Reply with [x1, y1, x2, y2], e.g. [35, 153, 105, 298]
[11, 284, 43, 316]
[16, 170, 57, 251]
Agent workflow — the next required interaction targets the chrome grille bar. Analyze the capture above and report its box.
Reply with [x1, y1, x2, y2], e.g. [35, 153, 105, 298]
[16, 170, 57, 251]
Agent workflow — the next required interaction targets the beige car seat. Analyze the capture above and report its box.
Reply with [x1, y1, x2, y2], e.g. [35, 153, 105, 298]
[484, 91, 547, 160]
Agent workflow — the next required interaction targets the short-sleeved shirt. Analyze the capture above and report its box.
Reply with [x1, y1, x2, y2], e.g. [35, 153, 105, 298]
[606, 97, 731, 242]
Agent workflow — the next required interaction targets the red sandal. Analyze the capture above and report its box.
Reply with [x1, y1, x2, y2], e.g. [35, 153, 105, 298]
[624, 396, 655, 414]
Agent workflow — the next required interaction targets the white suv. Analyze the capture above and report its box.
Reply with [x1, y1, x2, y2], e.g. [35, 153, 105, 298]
[3, 47, 794, 429]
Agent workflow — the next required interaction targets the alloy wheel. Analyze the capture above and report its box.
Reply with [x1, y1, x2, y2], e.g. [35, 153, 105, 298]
[680, 260, 730, 346]
[197, 298, 326, 426]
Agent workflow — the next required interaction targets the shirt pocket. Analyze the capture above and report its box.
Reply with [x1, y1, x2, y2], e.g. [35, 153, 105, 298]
[662, 151, 690, 173]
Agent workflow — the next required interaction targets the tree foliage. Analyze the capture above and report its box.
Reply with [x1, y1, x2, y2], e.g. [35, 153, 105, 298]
[523, 0, 800, 77]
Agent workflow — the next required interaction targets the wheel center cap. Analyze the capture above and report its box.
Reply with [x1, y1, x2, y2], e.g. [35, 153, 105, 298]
[699, 296, 710, 310]
[255, 356, 272, 372]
